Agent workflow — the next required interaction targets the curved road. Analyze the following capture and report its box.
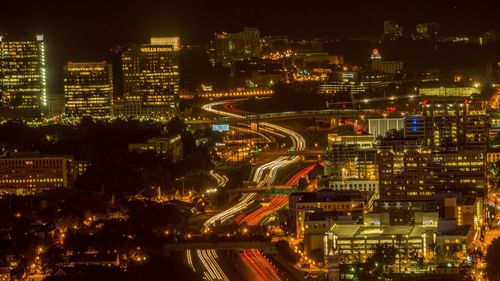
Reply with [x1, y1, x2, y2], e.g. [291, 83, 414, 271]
[197, 99, 308, 281]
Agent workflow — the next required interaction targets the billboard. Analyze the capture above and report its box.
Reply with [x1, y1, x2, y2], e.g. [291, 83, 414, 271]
[212, 124, 230, 132]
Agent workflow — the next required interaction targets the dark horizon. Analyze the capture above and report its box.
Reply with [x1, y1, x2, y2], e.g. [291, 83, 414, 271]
[2, 0, 500, 96]
[2, 0, 500, 43]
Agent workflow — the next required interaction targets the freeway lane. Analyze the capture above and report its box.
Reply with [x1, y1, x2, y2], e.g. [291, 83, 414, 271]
[240, 249, 283, 281]
[203, 99, 306, 230]
[197, 99, 308, 281]
[236, 162, 321, 227]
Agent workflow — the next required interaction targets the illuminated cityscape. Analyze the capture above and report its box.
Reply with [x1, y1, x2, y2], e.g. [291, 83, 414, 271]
[0, 1, 500, 281]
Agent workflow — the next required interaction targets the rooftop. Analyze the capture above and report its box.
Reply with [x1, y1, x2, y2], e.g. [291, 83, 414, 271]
[327, 224, 437, 239]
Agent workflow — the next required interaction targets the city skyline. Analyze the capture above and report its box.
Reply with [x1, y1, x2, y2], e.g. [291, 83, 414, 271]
[1, 1, 500, 280]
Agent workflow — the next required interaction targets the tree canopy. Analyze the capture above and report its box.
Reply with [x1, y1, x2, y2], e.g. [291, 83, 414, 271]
[486, 238, 500, 281]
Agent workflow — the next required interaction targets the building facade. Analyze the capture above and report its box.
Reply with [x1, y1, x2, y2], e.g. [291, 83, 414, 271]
[416, 23, 440, 40]
[368, 118, 404, 137]
[289, 190, 368, 237]
[419, 87, 479, 97]
[404, 99, 488, 151]
[64, 62, 113, 118]
[128, 135, 183, 163]
[122, 38, 180, 117]
[383, 20, 404, 40]
[0, 153, 72, 195]
[215, 28, 261, 66]
[0, 35, 46, 120]
[378, 144, 486, 200]
[371, 60, 403, 74]
[326, 134, 378, 181]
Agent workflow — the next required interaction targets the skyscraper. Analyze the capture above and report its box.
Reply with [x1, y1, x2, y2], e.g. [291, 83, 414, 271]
[63, 62, 113, 118]
[378, 98, 488, 200]
[122, 37, 180, 117]
[215, 28, 260, 66]
[0, 35, 46, 120]
[404, 98, 488, 151]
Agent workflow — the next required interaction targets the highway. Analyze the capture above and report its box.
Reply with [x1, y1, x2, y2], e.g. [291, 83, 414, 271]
[236, 162, 322, 226]
[196, 249, 230, 281]
[210, 170, 229, 188]
[196, 99, 383, 125]
[203, 156, 300, 229]
[203, 99, 306, 230]
[200, 99, 307, 280]
[240, 249, 283, 281]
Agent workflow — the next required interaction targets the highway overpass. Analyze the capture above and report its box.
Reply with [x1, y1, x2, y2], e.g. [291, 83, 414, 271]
[164, 241, 275, 251]
[186, 108, 384, 125]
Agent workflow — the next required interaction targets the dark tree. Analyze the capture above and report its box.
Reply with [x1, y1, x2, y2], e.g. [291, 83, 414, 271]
[486, 238, 500, 281]
[127, 256, 202, 281]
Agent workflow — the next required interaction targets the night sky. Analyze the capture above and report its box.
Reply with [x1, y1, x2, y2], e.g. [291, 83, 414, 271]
[1, 0, 499, 94]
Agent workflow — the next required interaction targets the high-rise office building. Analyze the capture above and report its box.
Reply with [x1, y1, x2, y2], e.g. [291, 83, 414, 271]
[325, 134, 378, 180]
[122, 37, 180, 117]
[150, 37, 181, 50]
[0, 35, 46, 120]
[63, 62, 113, 118]
[404, 98, 488, 151]
[378, 139, 486, 200]
[215, 28, 261, 66]
[383, 20, 404, 40]
[379, 98, 488, 200]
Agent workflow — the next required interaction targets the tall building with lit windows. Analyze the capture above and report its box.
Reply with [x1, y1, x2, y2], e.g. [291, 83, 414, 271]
[378, 98, 488, 200]
[0, 34, 47, 120]
[122, 37, 180, 117]
[378, 140, 486, 200]
[404, 98, 488, 151]
[63, 62, 113, 118]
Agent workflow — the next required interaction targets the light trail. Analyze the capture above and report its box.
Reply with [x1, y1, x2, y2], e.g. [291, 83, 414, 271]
[237, 162, 322, 226]
[201, 99, 306, 280]
[230, 125, 274, 142]
[203, 156, 300, 229]
[203, 99, 306, 229]
[210, 170, 229, 188]
[196, 249, 229, 281]
[240, 249, 282, 281]
[186, 250, 196, 272]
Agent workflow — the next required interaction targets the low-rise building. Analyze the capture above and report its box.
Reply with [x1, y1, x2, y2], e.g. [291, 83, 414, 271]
[435, 220, 474, 260]
[289, 190, 368, 238]
[303, 211, 362, 253]
[419, 87, 479, 97]
[325, 224, 436, 265]
[129, 135, 183, 163]
[487, 148, 500, 165]
[0, 152, 73, 195]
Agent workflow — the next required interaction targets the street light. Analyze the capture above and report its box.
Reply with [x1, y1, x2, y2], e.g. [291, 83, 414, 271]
[176, 177, 185, 196]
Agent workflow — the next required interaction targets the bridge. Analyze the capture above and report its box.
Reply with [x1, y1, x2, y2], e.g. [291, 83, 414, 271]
[186, 109, 384, 125]
[163, 241, 275, 251]
[255, 148, 325, 157]
[226, 185, 296, 195]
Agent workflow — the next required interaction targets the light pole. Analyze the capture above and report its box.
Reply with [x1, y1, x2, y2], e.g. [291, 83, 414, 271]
[176, 177, 185, 196]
